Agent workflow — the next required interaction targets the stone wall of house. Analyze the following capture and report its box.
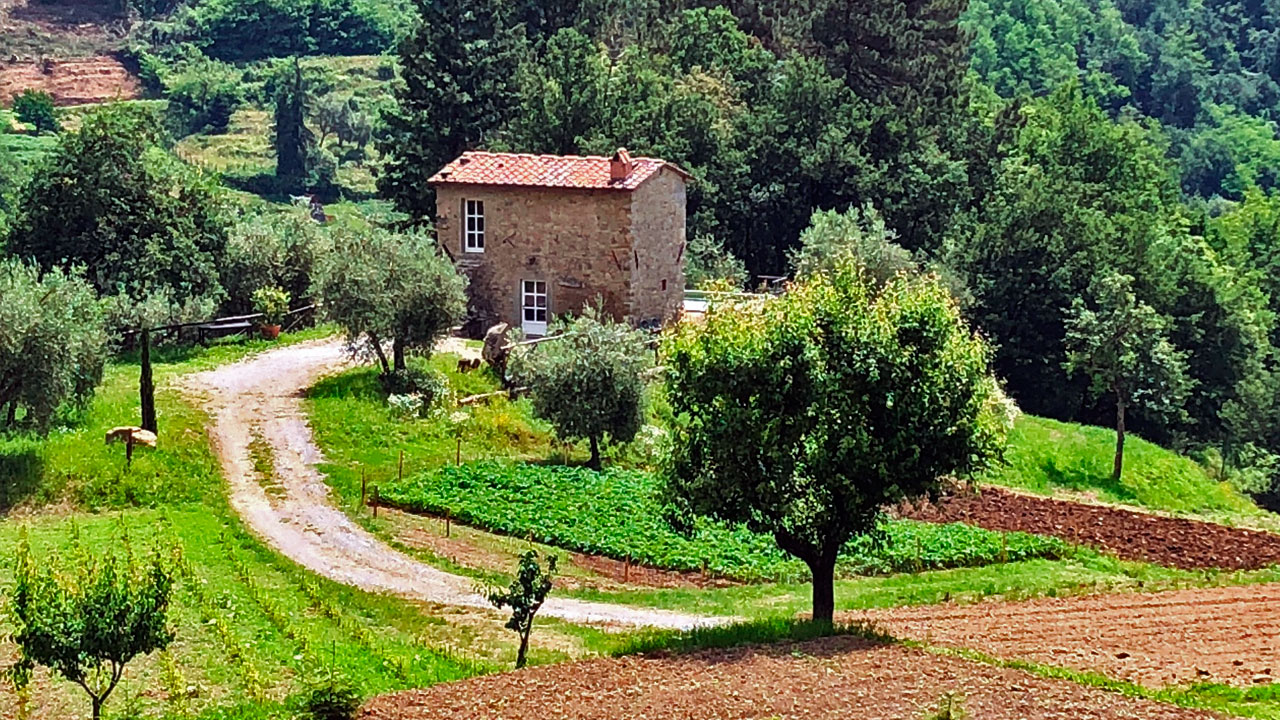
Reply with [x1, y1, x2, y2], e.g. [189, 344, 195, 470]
[628, 166, 687, 325]
[434, 184, 635, 335]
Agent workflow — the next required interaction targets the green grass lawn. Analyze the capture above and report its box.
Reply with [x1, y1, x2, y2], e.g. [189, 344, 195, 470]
[984, 415, 1273, 525]
[0, 329, 535, 719]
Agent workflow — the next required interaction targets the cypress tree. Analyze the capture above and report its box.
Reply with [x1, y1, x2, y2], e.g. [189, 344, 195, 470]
[378, 0, 526, 223]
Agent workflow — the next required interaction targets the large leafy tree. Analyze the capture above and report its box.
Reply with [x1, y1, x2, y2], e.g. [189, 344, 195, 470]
[0, 261, 107, 433]
[509, 309, 650, 469]
[662, 264, 1005, 622]
[378, 0, 526, 222]
[8, 532, 176, 720]
[315, 227, 467, 375]
[1064, 273, 1192, 481]
[4, 104, 229, 307]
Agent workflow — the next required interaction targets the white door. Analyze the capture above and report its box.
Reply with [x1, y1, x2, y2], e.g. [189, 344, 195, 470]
[521, 280, 548, 336]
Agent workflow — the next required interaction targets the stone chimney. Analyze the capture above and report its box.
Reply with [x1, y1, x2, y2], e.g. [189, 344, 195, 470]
[610, 148, 634, 182]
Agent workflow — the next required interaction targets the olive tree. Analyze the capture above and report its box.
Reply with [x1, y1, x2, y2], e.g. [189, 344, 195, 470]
[7, 532, 176, 720]
[510, 310, 650, 469]
[315, 227, 467, 376]
[1065, 272, 1192, 482]
[789, 204, 915, 284]
[662, 263, 1006, 623]
[0, 260, 107, 432]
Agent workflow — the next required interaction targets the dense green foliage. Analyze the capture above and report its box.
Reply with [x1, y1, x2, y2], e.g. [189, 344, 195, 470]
[0, 261, 108, 433]
[11, 89, 60, 134]
[962, 0, 1280, 200]
[509, 311, 651, 468]
[662, 265, 1006, 620]
[141, 0, 411, 61]
[315, 226, 467, 374]
[9, 531, 176, 720]
[383, 460, 1069, 582]
[3, 104, 230, 311]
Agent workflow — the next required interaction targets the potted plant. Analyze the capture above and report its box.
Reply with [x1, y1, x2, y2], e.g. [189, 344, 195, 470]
[252, 286, 291, 340]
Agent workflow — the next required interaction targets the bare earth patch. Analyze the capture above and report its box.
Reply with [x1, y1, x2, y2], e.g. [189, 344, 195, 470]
[360, 636, 1223, 720]
[0, 57, 139, 106]
[858, 582, 1280, 688]
[900, 485, 1280, 570]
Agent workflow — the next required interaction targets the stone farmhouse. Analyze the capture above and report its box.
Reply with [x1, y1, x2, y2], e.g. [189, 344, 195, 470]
[428, 148, 689, 337]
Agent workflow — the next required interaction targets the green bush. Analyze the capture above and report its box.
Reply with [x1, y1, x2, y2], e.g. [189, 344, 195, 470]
[297, 674, 360, 720]
[251, 285, 291, 325]
[162, 56, 244, 135]
[382, 461, 1069, 581]
[223, 211, 328, 315]
[12, 89, 60, 134]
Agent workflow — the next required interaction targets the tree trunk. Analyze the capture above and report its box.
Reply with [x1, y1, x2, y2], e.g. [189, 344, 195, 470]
[140, 329, 157, 433]
[368, 333, 391, 376]
[5, 400, 15, 428]
[393, 336, 406, 373]
[516, 628, 531, 669]
[92, 696, 102, 720]
[1113, 393, 1126, 484]
[806, 553, 838, 625]
[588, 435, 601, 470]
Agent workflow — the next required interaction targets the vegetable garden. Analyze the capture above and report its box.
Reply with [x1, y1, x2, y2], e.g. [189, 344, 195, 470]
[381, 460, 1071, 582]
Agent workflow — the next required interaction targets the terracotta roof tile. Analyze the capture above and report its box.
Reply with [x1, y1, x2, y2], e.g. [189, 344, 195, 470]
[427, 151, 688, 191]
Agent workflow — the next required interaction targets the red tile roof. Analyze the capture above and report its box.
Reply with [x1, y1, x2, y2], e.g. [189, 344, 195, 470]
[427, 151, 689, 191]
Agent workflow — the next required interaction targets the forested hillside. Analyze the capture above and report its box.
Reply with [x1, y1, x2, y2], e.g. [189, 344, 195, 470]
[5, 0, 1280, 502]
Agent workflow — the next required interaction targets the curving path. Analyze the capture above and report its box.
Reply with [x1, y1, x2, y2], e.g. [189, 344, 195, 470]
[188, 339, 719, 630]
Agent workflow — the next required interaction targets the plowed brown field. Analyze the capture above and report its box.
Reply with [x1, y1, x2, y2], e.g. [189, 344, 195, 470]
[0, 57, 139, 106]
[360, 636, 1223, 720]
[860, 582, 1280, 688]
[901, 485, 1280, 570]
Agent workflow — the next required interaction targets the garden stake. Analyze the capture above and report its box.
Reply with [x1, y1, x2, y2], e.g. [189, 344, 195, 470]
[398, 449, 404, 482]
[445, 512, 451, 538]
[456, 437, 461, 465]
[372, 486, 379, 518]
[360, 467, 367, 508]
[624, 556, 630, 583]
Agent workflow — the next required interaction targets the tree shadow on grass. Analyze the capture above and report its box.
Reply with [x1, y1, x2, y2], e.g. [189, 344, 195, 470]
[0, 445, 43, 513]
[1041, 456, 1137, 503]
[307, 367, 384, 401]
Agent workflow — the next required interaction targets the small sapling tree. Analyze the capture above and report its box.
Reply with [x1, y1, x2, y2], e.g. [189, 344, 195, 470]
[315, 227, 467, 377]
[1064, 272, 1191, 482]
[509, 309, 650, 469]
[487, 550, 556, 669]
[662, 263, 1006, 623]
[7, 532, 176, 720]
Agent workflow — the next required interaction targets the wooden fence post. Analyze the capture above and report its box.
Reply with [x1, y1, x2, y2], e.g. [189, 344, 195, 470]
[398, 450, 404, 482]
[360, 467, 367, 508]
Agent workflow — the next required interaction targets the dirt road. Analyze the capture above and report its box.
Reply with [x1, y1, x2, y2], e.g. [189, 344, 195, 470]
[361, 635, 1223, 720]
[861, 581, 1280, 688]
[190, 339, 718, 630]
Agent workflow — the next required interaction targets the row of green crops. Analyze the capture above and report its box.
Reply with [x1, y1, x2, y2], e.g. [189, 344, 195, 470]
[381, 461, 1071, 582]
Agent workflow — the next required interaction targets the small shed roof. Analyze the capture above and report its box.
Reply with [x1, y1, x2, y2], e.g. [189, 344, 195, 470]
[427, 151, 690, 191]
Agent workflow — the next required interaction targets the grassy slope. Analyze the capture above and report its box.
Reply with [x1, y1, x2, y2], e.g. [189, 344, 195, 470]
[0, 332, 521, 720]
[984, 415, 1273, 526]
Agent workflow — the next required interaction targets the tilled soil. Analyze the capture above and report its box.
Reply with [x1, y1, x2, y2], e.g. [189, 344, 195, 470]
[859, 582, 1280, 688]
[900, 485, 1280, 570]
[360, 636, 1223, 720]
[0, 58, 139, 105]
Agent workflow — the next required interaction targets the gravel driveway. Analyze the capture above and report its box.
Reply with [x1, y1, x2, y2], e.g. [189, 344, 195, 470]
[189, 339, 718, 630]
